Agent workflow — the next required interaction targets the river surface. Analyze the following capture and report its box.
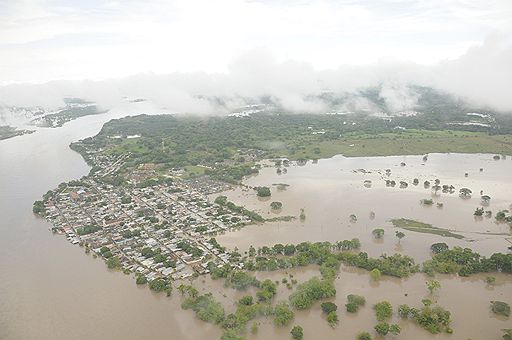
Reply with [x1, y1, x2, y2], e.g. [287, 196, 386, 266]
[0, 106, 220, 340]
[1, 110, 511, 339]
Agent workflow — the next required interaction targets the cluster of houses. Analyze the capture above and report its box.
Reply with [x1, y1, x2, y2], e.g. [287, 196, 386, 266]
[42, 166, 252, 281]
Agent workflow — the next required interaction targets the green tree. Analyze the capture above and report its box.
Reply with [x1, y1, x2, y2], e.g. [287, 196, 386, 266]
[389, 324, 401, 335]
[372, 229, 385, 239]
[346, 294, 366, 313]
[486, 276, 496, 285]
[398, 304, 411, 318]
[430, 242, 449, 254]
[459, 188, 472, 198]
[321, 302, 337, 314]
[270, 201, 283, 210]
[426, 280, 441, 294]
[149, 279, 168, 292]
[346, 302, 358, 313]
[274, 302, 294, 326]
[32, 200, 46, 215]
[327, 311, 338, 327]
[106, 256, 121, 269]
[257, 279, 277, 302]
[491, 301, 511, 317]
[181, 293, 225, 324]
[220, 330, 244, 340]
[290, 325, 304, 340]
[255, 186, 271, 197]
[357, 331, 372, 340]
[288, 277, 336, 309]
[370, 268, 381, 282]
[239, 295, 254, 306]
[374, 322, 390, 336]
[374, 301, 393, 321]
[395, 231, 405, 244]
[135, 274, 147, 285]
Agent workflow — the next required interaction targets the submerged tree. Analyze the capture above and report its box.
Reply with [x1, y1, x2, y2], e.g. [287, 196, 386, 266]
[255, 186, 271, 197]
[370, 268, 382, 282]
[299, 208, 306, 222]
[357, 332, 372, 340]
[430, 242, 448, 254]
[491, 301, 511, 317]
[395, 231, 405, 244]
[426, 280, 441, 294]
[480, 195, 491, 206]
[270, 201, 283, 210]
[372, 228, 385, 239]
[290, 325, 304, 340]
[459, 188, 472, 199]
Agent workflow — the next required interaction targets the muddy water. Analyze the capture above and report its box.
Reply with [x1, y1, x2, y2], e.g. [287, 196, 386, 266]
[212, 154, 512, 339]
[0, 105, 218, 340]
[217, 154, 512, 262]
[187, 264, 512, 340]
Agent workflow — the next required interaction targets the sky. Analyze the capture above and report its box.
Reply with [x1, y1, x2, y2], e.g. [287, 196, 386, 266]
[0, 0, 511, 112]
[1, 0, 511, 83]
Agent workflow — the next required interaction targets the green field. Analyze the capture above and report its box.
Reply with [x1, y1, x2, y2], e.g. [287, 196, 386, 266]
[391, 218, 464, 239]
[183, 165, 207, 178]
[293, 130, 512, 159]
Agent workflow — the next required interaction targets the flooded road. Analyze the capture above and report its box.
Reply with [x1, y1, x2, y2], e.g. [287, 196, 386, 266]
[1, 110, 511, 340]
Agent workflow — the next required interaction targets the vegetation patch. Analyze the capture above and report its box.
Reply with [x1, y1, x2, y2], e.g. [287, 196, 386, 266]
[289, 277, 336, 309]
[391, 218, 464, 239]
[398, 300, 452, 334]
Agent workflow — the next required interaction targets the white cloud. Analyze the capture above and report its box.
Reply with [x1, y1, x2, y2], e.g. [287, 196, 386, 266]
[1, 0, 511, 83]
[0, 1, 511, 112]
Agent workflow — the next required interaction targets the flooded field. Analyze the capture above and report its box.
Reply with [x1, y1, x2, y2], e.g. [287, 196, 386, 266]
[218, 153, 512, 262]
[211, 153, 512, 339]
[184, 263, 511, 340]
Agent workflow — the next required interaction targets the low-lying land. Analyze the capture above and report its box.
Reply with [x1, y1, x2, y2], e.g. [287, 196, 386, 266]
[0, 125, 34, 140]
[391, 219, 465, 239]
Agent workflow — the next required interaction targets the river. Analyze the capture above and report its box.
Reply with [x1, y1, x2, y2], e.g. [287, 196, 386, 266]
[0, 106, 218, 340]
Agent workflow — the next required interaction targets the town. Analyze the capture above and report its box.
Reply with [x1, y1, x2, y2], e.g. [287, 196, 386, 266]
[39, 150, 257, 283]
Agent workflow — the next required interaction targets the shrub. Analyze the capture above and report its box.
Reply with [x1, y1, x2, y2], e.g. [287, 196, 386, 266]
[491, 301, 511, 317]
[373, 301, 393, 321]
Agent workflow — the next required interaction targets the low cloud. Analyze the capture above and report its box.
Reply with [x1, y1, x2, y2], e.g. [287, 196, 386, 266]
[0, 36, 511, 115]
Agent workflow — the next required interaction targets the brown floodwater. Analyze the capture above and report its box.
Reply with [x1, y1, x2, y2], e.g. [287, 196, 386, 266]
[1, 109, 511, 340]
[181, 264, 512, 340]
[0, 106, 219, 340]
[217, 154, 512, 262]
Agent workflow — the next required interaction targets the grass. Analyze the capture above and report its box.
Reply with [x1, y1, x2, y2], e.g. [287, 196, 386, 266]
[183, 165, 206, 178]
[289, 130, 512, 159]
[391, 218, 464, 239]
[107, 138, 150, 155]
